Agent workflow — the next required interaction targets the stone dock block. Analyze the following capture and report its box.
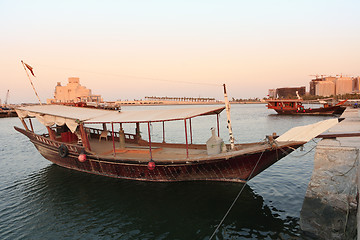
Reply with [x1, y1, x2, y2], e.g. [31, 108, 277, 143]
[300, 108, 360, 239]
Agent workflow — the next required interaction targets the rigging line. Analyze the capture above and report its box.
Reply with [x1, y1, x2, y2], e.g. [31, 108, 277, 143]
[274, 139, 319, 158]
[331, 148, 359, 179]
[37, 64, 221, 87]
[290, 143, 316, 157]
[209, 149, 266, 240]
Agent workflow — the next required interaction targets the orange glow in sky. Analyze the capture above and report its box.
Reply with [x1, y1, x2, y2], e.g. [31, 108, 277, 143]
[1, 1, 359, 103]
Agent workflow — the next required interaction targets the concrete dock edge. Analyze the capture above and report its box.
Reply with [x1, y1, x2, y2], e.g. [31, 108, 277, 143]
[300, 108, 360, 239]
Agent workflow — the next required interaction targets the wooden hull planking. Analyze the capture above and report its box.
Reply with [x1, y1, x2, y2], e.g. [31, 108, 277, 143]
[15, 126, 303, 183]
[273, 105, 345, 115]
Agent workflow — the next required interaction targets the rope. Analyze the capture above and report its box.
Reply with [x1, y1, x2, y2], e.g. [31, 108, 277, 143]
[209, 149, 266, 240]
[331, 149, 358, 180]
[290, 139, 319, 157]
[329, 149, 359, 235]
[209, 137, 310, 239]
[268, 138, 318, 159]
[344, 202, 350, 234]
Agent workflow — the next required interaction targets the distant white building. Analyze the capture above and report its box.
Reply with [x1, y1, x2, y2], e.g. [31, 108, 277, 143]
[310, 76, 360, 96]
[315, 81, 335, 97]
[336, 77, 353, 95]
[47, 77, 102, 104]
[352, 77, 360, 93]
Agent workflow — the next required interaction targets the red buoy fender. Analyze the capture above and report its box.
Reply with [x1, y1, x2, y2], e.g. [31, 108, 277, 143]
[148, 160, 155, 170]
[78, 153, 87, 162]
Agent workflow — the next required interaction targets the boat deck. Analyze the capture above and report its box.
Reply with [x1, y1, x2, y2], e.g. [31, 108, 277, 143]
[86, 137, 293, 163]
[89, 138, 208, 162]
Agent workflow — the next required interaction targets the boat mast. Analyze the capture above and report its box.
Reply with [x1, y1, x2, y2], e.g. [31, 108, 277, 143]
[21, 60, 42, 105]
[223, 84, 235, 150]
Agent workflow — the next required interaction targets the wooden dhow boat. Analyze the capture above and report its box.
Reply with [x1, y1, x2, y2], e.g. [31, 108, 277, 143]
[266, 99, 347, 115]
[14, 104, 338, 183]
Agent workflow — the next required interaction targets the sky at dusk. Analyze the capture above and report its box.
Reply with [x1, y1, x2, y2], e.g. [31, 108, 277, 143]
[1, 0, 359, 104]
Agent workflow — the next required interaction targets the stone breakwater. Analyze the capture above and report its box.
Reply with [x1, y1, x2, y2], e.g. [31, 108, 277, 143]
[300, 108, 360, 239]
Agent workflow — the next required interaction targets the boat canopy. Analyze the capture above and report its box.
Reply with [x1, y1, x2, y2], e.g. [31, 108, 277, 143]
[276, 118, 338, 142]
[15, 105, 225, 133]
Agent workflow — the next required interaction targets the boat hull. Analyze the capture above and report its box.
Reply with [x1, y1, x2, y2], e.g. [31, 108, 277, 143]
[273, 105, 345, 115]
[0, 109, 17, 118]
[15, 127, 303, 183]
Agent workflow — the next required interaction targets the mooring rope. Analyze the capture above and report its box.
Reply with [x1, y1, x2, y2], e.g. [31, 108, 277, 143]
[271, 139, 318, 158]
[331, 148, 359, 179]
[209, 137, 319, 239]
[290, 139, 319, 157]
[209, 149, 266, 240]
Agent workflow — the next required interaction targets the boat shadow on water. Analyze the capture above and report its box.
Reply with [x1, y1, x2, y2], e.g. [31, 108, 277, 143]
[20, 164, 301, 240]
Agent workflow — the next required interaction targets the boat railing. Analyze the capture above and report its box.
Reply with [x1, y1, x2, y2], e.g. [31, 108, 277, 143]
[85, 127, 138, 143]
[25, 128, 84, 153]
[137, 139, 207, 149]
[48, 126, 138, 144]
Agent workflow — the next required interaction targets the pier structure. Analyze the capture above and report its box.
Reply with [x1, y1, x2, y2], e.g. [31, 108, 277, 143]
[144, 96, 217, 102]
[300, 108, 360, 239]
[116, 96, 221, 105]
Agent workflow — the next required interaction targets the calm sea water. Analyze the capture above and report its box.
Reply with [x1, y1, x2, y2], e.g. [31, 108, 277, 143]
[0, 104, 334, 240]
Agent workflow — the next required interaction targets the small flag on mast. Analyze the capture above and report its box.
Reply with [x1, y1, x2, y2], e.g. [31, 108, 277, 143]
[21, 60, 42, 105]
[23, 62, 35, 77]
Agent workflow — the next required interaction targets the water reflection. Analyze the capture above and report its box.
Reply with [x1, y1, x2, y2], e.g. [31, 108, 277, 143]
[1, 105, 325, 239]
[10, 164, 301, 239]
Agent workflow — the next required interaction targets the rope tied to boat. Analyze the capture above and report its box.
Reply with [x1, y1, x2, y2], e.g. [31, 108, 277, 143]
[265, 135, 277, 149]
[209, 137, 320, 239]
[209, 149, 266, 240]
[271, 138, 319, 158]
[290, 139, 319, 157]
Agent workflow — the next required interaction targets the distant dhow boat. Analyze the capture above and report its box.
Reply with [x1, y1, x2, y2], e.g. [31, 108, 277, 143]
[14, 104, 338, 183]
[0, 107, 17, 118]
[266, 99, 347, 115]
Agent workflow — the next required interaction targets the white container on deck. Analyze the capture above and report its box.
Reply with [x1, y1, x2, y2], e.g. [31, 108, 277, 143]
[206, 128, 225, 155]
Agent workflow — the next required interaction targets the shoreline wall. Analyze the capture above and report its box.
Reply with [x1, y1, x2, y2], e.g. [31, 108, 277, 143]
[300, 108, 360, 239]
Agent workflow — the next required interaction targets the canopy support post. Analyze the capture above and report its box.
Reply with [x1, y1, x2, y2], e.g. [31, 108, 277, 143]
[184, 119, 189, 159]
[217, 114, 220, 137]
[79, 123, 91, 151]
[189, 118, 193, 145]
[162, 121, 165, 143]
[135, 123, 141, 142]
[111, 122, 116, 156]
[29, 118, 34, 132]
[46, 126, 56, 140]
[147, 122, 153, 160]
[20, 118, 29, 131]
